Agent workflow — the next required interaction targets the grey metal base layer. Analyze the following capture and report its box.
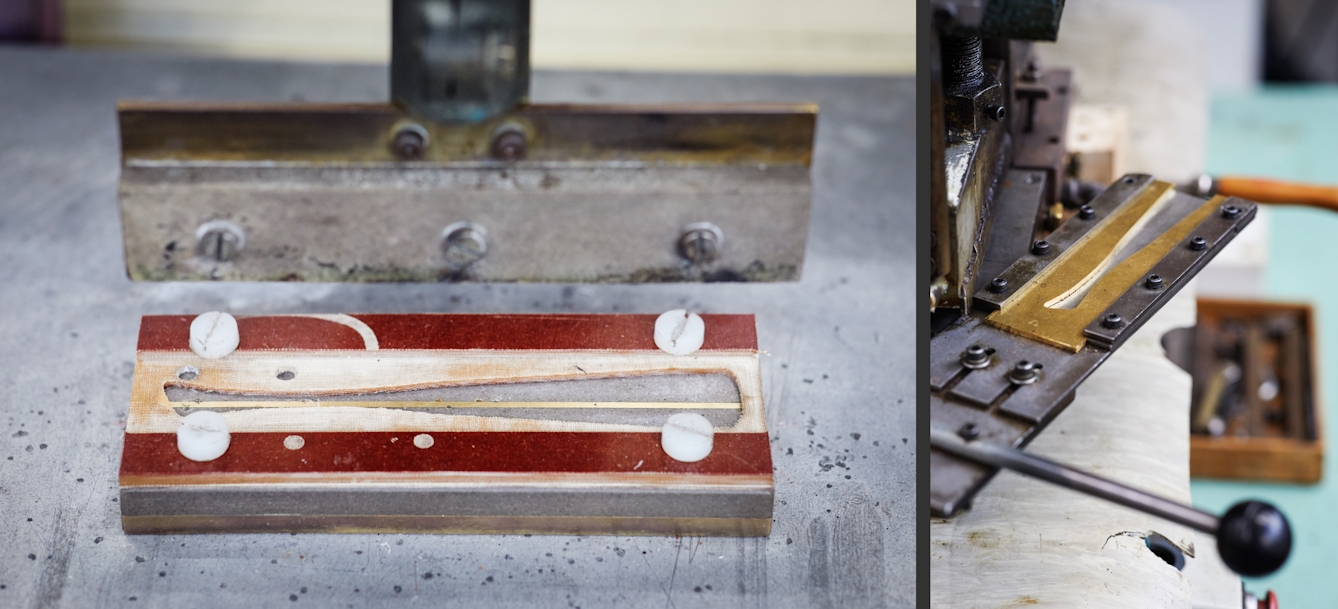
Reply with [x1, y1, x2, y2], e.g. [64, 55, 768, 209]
[0, 47, 913, 608]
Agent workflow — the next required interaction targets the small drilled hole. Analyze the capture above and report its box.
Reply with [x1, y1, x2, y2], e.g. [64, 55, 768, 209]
[176, 366, 199, 381]
[277, 370, 295, 381]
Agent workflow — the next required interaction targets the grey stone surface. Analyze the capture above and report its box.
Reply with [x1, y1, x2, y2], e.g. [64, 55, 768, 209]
[0, 46, 913, 608]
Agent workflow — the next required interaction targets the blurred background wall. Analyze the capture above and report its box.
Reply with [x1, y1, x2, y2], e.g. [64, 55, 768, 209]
[40, 0, 908, 74]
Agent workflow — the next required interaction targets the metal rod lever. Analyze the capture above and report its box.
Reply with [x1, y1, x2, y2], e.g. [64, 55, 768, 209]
[931, 427, 1220, 532]
[930, 426, 1292, 577]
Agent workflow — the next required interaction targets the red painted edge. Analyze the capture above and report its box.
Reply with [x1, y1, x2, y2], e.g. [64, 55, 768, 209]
[120, 431, 772, 477]
[137, 314, 757, 352]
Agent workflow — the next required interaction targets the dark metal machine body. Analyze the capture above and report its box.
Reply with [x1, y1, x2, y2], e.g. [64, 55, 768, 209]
[117, 0, 816, 284]
[927, 1, 1259, 518]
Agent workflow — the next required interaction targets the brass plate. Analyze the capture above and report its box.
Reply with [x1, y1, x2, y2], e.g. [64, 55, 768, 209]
[987, 180, 1225, 351]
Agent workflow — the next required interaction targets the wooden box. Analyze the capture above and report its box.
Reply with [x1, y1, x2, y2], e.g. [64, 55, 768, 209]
[1188, 298, 1324, 483]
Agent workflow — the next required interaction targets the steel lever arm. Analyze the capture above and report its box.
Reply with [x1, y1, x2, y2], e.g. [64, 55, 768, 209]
[930, 427, 1292, 576]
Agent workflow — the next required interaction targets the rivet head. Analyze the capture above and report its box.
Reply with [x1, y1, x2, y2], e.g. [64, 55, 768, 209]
[1009, 360, 1041, 384]
[1221, 204, 1241, 219]
[391, 124, 428, 160]
[1031, 240, 1051, 256]
[1102, 313, 1125, 329]
[1189, 236, 1208, 251]
[1078, 205, 1096, 220]
[1145, 274, 1164, 290]
[491, 127, 527, 161]
[988, 277, 1009, 293]
[960, 344, 992, 369]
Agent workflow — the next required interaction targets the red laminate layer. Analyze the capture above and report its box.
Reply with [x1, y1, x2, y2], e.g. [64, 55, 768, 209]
[137, 314, 757, 352]
[121, 431, 772, 477]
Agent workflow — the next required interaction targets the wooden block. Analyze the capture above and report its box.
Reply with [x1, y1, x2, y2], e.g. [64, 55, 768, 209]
[1065, 104, 1130, 186]
[119, 313, 773, 535]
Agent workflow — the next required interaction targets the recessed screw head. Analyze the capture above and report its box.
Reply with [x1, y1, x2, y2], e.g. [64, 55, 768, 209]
[440, 222, 488, 270]
[491, 127, 527, 161]
[1221, 204, 1241, 219]
[1102, 313, 1125, 329]
[1189, 236, 1208, 251]
[957, 422, 980, 441]
[960, 344, 992, 369]
[195, 220, 245, 262]
[1009, 360, 1041, 384]
[987, 105, 1006, 121]
[391, 124, 428, 160]
[678, 222, 723, 264]
[1078, 205, 1096, 220]
[1145, 274, 1164, 290]
[988, 277, 1009, 293]
[1031, 240, 1051, 256]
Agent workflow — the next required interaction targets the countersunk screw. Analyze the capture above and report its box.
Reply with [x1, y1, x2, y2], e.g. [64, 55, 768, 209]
[960, 344, 993, 369]
[1031, 240, 1051, 256]
[957, 422, 980, 441]
[1221, 204, 1241, 219]
[1009, 360, 1042, 385]
[679, 222, 723, 264]
[1102, 313, 1125, 329]
[987, 277, 1009, 293]
[1078, 205, 1096, 220]
[195, 220, 245, 262]
[440, 222, 488, 270]
[1189, 236, 1208, 251]
[987, 105, 1006, 121]
[1145, 274, 1164, 290]
[491, 126, 527, 161]
[392, 123, 428, 160]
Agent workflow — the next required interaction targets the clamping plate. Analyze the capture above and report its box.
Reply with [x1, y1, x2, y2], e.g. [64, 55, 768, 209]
[930, 174, 1256, 517]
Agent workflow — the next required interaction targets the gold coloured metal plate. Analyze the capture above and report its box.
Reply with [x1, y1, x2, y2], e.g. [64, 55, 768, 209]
[987, 180, 1226, 351]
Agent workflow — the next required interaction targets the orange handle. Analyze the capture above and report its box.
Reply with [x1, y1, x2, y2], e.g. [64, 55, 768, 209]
[1216, 176, 1338, 213]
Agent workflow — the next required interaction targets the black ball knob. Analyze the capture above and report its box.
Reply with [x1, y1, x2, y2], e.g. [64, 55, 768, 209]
[1216, 500, 1291, 577]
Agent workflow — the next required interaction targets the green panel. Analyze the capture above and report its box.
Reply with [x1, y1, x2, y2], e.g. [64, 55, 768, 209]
[1192, 86, 1338, 604]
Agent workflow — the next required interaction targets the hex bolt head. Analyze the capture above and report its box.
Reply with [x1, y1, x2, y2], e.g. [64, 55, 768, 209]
[1221, 204, 1241, 219]
[960, 344, 992, 369]
[957, 422, 980, 441]
[195, 220, 245, 262]
[987, 105, 1006, 121]
[440, 222, 488, 270]
[678, 222, 723, 264]
[1102, 313, 1125, 329]
[1189, 236, 1208, 251]
[1078, 205, 1096, 220]
[987, 277, 1009, 293]
[391, 124, 428, 161]
[1009, 360, 1041, 385]
[1031, 240, 1051, 256]
[492, 128, 527, 161]
[1145, 274, 1165, 290]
